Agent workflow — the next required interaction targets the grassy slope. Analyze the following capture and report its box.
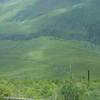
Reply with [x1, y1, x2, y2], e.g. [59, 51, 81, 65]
[0, 37, 100, 80]
[0, 0, 99, 80]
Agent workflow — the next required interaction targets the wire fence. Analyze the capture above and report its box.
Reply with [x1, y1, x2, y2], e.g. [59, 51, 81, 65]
[0, 97, 33, 100]
[0, 97, 46, 100]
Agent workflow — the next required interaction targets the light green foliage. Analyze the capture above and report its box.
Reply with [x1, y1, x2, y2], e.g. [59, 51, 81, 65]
[20, 80, 56, 99]
[50, 81, 100, 100]
[0, 79, 99, 99]
[52, 81, 85, 100]
[0, 79, 16, 97]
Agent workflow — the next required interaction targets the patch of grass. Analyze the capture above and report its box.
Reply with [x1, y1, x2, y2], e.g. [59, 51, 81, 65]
[0, 37, 100, 80]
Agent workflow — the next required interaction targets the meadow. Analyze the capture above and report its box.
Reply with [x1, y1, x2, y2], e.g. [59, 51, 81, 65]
[0, 37, 100, 80]
[0, 37, 100, 99]
[0, 0, 100, 99]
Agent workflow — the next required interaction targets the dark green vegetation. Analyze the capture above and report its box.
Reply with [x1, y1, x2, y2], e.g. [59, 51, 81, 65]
[0, 0, 100, 99]
[0, 0, 100, 44]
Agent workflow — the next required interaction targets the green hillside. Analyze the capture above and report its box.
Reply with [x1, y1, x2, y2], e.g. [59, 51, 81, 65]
[0, 37, 100, 80]
[0, 36, 100, 99]
[0, 0, 100, 99]
[0, 0, 100, 81]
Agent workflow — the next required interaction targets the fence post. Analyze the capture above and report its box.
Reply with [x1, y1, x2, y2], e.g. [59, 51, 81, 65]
[69, 64, 73, 81]
[87, 69, 90, 87]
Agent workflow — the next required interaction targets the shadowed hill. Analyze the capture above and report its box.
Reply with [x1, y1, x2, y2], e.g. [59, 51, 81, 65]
[0, 0, 100, 44]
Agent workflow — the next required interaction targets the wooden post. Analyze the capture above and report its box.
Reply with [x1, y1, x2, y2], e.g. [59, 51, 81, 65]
[70, 64, 72, 81]
[88, 70, 90, 87]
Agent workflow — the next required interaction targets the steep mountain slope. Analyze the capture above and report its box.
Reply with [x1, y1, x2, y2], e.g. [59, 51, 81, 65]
[0, 0, 85, 35]
[12, 0, 82, 21]
[0, 0, 100, 44]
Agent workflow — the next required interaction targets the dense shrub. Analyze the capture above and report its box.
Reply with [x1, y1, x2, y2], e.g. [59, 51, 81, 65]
[0, 79, 99, 100]
[54, 82, 87, 100]
[0, 80, 16, 97]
